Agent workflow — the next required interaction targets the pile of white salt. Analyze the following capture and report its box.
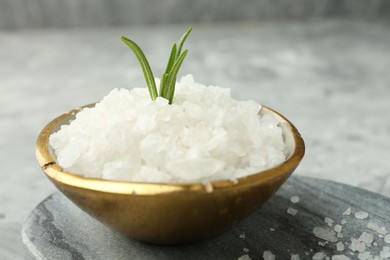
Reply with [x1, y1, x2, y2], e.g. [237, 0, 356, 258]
[49, 75, 287, 182]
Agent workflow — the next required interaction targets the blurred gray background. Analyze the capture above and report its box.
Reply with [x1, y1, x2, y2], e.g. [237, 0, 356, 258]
[1, 1, 390, 259]
[1, 0, 390, 29]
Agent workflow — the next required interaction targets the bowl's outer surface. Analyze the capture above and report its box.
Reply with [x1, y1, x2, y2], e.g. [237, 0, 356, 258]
[36, 105, 305, 245]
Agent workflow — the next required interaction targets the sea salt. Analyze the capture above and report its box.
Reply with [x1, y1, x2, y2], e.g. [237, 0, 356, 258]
[336, 241, 345, 251]
[331, 255, 350, 260]
[238, 254, 251, 260]
[325, 217, 334, 226]
[263, 251, 275, 260]
[291, 254, 300, 260]
[287, 207, 298, 216]
[290, 196, 300, 203]
[334, 224, 342, 233]
[312, 252, 327, 259]
[50, 75, 287, 182]
[342, 208, 351, 216]
[313, 227, 338, 242]
[385, 234, 390, 244]
[355, 212, 369, 220]
[380, 246, 390, 259]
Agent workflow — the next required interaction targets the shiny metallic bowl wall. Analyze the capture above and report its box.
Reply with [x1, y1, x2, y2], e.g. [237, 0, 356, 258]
[36, 105, 305, 245]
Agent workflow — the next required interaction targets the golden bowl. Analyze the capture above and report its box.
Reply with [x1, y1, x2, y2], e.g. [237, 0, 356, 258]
[36, 105, 305, 245]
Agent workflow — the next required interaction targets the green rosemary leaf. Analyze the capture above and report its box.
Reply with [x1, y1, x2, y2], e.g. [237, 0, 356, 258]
[160, 43, 177, 97]
[164, 50, 189, 104]
[159, 73, 169, 97]
[164, 43, 177, 75]
[121, 36, 158, 100]
[176, 27, 192, 58]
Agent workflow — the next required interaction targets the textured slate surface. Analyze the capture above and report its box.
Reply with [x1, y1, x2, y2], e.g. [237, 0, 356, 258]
[22, 176, 390, 259]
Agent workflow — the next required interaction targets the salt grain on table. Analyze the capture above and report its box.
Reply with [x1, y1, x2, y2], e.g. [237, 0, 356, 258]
[380, 246, 390, 258]
[263, 251, 275, 260]
[291, 253, 300, 260]
[325, 217, 334, 226]
[331, 255, 350, 260]
[312, 252, 327, 260]
[385, 234, 390, 244]
[342, 208, 351, 216]
[313, 227, 338, 242]
[238, 254, 251, 260]
[287, 207, 298, 216]
[355, 212, 369, 220]
[290, 196, 300, 203]
[239, 233, 246, 239]
[336, 242, 345, 251]
[334, 224, 342, 233]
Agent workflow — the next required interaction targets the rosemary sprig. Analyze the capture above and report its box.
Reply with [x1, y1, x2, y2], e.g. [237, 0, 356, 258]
[121, 27, 192, 104]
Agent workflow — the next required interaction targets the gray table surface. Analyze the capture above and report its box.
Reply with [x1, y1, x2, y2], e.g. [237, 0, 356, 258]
[1, 20, 390, 259]
[22, 176, 390, 260]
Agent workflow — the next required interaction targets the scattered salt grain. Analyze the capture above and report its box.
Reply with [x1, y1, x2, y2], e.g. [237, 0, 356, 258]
[238, 254, 251, 260]
[355, 212, 369, 220]
[263, 251, 275, 260]
[290, 196, 300, 203]
[336, 242, 345, 251]
[312, 252, 327, 260]
[380, 246, 390, 259]
[239, 233, 246, 239]
[334, 224, 342, 233]
[331, 255, 350, 260]
[357, 252, 372, 260]
[342, 208, 351, 216]
[367, 222, 387, 235]
[319, 241, 329, 246]
[50, 75, 287, 183]
[341, 219, 347, 225]
[325, 217, 334, 226]
[385, 234, 390, 244]
[243, 248, 249, 253]
[358, 232, 374, 245]
[287, 207, 298, 216]
[270, 228, 275, 232]
[290, 254, 300, 260]
[349, 238, 366, 252]
[313, 227, 338, 242]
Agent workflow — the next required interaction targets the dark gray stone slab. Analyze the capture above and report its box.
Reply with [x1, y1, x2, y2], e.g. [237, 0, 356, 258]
[22, 176, 390, 259]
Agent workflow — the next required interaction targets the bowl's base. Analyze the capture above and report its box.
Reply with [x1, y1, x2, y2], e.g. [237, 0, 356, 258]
[22, 176, 390, 259]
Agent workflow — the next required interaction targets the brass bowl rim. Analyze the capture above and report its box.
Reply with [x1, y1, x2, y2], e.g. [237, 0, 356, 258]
[36, 104, 305, 195]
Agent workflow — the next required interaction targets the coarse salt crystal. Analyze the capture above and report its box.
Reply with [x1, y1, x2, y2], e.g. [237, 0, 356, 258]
[342, 208, 351, 216]
[385, 234, 390, 244]
[50, 75, 287, 183]
[312, 252, 327, 260]
[263, 251, 275, 260]
[349, 238, 366, 253]
[238, 254, 251, 260]
[357, 252, 372, 260]
[243, 248, 249, 253]
[239, 233, 246, 239]
[355, 212, 369, 220]
[380, 246, 390, 259]
[287, 207, 298, 216]
[334, 224, 342, 233]
[336, 242, 345, 251]
[291, 254, 300, 260]
[367, 222, 387, 235]
[313, 227, 338, 242]
[290, 196, 300, 203]
[331, 255, 350, 260]
[325, 217, 334, 226]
